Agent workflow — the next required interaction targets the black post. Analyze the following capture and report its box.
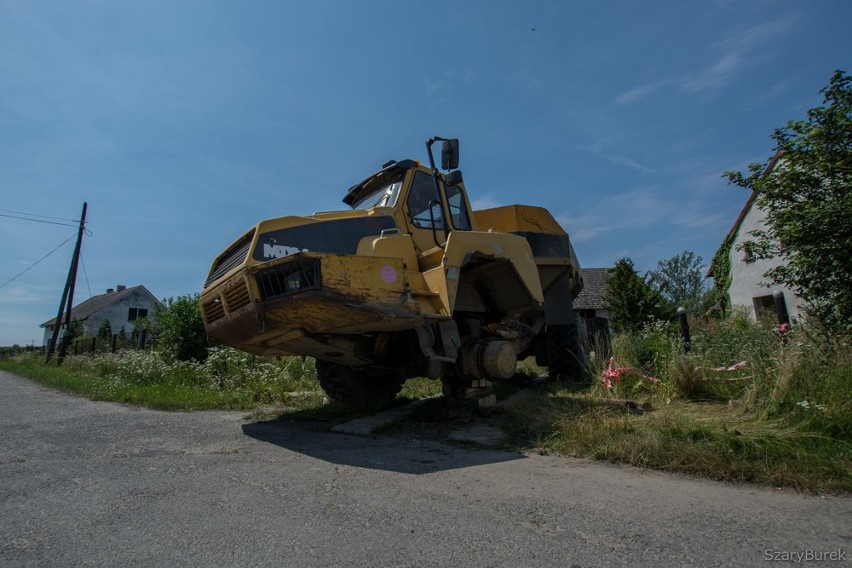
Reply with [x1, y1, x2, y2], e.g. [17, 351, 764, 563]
[45, 287, 71, 363]
[57, 203, 87, 364]
[91, 337, 97, 354]
[677, 307, 691, 353]
[47, 202, 87, 363]
[74, 339, 79, 355]
[112, 334, 118, 353]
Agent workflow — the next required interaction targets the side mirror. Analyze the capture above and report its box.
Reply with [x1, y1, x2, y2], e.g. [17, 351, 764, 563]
[441, 139, 459, 170]
[445, 170, 463, 186]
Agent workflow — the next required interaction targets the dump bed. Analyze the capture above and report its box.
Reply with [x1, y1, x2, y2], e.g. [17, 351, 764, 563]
[473, 205, 583, 297]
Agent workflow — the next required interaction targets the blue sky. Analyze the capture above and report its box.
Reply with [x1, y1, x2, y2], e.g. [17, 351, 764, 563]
[1, 0, 850, 346]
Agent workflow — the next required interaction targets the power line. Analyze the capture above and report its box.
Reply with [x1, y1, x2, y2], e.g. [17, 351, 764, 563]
[79, 253, 97, 315]
[0, 208, 82, 223]
[0, 212, 83, 228]
[0, 233, 77, 289]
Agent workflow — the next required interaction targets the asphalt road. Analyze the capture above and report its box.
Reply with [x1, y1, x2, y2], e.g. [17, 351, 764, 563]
[1, 371, 849, 567]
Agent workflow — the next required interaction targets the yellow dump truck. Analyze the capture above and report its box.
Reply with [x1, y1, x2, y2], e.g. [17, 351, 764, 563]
[200, 137, 584, 405]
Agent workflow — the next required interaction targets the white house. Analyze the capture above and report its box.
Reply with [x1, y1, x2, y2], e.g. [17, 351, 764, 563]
[41, 285, 162, 345]
[709, 154, 804, 322]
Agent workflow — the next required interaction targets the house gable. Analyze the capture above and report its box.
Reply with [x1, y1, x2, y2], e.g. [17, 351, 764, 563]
[709, 153, 804, 321]
[41, 285, 162, 345]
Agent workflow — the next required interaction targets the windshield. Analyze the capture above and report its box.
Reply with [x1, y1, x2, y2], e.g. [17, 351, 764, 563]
[350, 179, 404, 210]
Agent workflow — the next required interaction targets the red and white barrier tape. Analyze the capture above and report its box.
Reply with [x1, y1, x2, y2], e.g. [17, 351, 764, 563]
[602, 358, 754, 388]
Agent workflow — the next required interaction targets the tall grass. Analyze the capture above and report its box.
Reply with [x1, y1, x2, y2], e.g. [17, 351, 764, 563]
[1, 347, 322, 411]
[505, 314, 851, 492]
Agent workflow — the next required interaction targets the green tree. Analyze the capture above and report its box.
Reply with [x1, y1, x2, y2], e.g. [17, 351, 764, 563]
[605, 258, 663, 333]
[647, 250, 707, 314]
[154, 294, 210, 362]
[97, 319, 113, 341]
[58, 319, 84, 357]
[725, 70, 852, 332]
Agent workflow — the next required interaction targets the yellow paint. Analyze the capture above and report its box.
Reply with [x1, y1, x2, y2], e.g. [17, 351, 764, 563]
[356, 233, 419, 272]
[441, 230, 544, 308]
[472, 204, 567, 235]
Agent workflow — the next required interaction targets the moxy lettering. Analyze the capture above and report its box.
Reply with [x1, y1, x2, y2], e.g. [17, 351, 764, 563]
[764, 549, 846, 562]
[263, 244, 309, 259]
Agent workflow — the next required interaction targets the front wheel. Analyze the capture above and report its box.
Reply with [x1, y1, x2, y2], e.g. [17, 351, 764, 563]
[316, 360, 404, 406]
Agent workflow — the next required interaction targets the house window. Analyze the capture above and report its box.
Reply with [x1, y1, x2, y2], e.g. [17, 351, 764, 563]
[752, 295, 774, 321]
[128, 308, 148, 322]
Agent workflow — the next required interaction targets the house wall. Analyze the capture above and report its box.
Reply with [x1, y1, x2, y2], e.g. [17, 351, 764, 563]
[41, 289, 160, 346]
[729, 204, 804, 322]
[85, 289, 159, 337]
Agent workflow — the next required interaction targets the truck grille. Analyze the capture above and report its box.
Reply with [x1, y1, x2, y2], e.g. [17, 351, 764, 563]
[205, 232, 254, 288]
[257, 259, 321, 301]
[224, 280, 251, 312]
[202, 297, 225, 323]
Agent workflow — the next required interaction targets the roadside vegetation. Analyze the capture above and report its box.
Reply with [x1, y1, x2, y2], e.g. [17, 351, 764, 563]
[503, 313, 850, 493]
[1, 347, 324, 411]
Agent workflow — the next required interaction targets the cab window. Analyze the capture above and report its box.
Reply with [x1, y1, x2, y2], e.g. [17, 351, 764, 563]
[446, 183, 471, 230]
[351, 179, 403, 210]
[407, 171, 445, 229]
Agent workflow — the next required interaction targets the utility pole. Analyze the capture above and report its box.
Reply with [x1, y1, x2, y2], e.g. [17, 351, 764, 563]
[46, 202, 87, 363]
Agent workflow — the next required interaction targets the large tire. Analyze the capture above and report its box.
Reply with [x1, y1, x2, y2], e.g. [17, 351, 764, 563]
[316, 360, 404, 406]
[546, 321, 587, 381]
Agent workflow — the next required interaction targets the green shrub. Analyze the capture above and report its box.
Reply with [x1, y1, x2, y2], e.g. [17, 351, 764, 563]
[13, 347, 322, 410]
[154, 294, 210, 362]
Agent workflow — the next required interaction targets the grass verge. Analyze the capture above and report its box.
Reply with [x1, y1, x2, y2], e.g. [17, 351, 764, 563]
[0, 348, 324, 412]
[502, 386, 850, 493]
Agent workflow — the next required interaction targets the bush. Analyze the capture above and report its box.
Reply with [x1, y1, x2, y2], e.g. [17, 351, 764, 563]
[154, 294, 210, 362]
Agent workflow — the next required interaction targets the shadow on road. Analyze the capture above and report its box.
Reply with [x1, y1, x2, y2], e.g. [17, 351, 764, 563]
[241, 419, 526, 474]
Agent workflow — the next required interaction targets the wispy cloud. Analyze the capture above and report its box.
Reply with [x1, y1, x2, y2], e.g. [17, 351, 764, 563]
[509, 68, 544, 91]
[614, 16, 796, 104]
[555, 186, 674, 243]
[555, 165, 739, 247]
[680, 52, 741, 94]
[471, 194, 501, 211]
[614, 80, 672, 104]
[425, 69, 470, 98]
[576, 140, 655, 174]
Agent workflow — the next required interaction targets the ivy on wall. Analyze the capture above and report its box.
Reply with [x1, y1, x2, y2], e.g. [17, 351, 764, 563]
[708, 231, 735, 314]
